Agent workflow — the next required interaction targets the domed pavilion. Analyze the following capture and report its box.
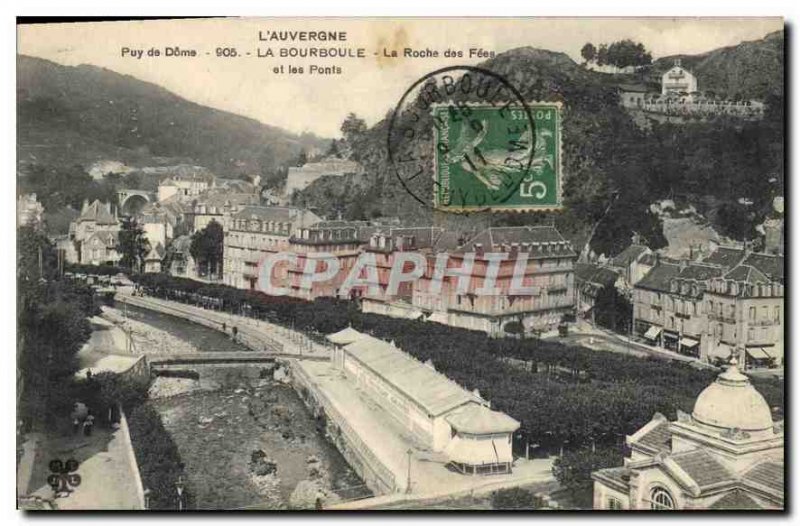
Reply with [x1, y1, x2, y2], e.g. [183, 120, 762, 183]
[591, 357, 783, 510]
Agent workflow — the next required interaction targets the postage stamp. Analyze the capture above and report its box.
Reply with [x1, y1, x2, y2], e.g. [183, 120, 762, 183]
[387, 65, 541, 212]
[432, 102, 562, 212]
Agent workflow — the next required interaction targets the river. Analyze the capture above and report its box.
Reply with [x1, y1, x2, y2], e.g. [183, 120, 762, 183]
[119, 302, 371, 509]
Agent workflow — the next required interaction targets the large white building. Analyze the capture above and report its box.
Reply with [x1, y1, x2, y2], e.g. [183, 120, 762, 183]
[592, 358, 783, 510]
[661, 60, 698, 96]
[327, 328, 520, 475]
[222, 205, 321, 290]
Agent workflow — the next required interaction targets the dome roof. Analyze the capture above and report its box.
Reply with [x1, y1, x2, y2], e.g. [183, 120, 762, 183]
[692, 361, 773, 432]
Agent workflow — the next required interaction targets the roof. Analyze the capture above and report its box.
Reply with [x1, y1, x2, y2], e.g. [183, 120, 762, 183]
[591, 466, 631, 489]
[617, 83, 650, 93]
[170, 235, 193, 253]
[669, 449, 735, 488]
[636, 262, 681, 292]
[459, 226, 576, 257]
[326, 327, 366, 346]
[151, 164, 214, 184]
[445, 404, 519, 434]
[385, 227, 446, 250]
[630, 418, 671, 454]
[710, 489, 764, 510]
[194, 189, 260, 209]
[636, 262, 723, 293]
[677, 263, 724, 281]
[145, 242, 166, 260]
[742, 461, 784, 495]
[342, 333, 483, 416]
[611, 244, 649, 267]
[232, 205, 321, 226]
[84, 231, 118, 246]
[724, 264, 770, 284]
[575, 263, 619, 288]
[743, 253, 784, 282]
[78, 200, 118, 225]
[702, 247, 746, 269]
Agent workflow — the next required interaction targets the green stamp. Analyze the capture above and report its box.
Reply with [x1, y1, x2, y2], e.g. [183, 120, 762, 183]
[433, 103, 561, 212]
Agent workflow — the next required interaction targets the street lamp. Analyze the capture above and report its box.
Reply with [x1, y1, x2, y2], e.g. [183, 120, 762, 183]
[175, 475, 185, 511]
[406, 448, 413, 494]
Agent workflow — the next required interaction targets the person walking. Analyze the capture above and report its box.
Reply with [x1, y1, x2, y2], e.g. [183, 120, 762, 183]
[72, 417, 80, 435]
[83, 413, 95, 437]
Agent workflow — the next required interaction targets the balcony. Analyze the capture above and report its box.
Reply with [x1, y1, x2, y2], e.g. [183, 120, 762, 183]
[708, 312, 736, 324]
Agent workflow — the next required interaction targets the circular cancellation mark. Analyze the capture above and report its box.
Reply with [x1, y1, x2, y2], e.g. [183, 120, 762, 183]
[387, 66, 537, 213]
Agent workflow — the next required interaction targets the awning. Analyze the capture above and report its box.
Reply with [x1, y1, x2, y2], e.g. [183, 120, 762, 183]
[680, 338, 699, 348]
[644, 326, 662, 340]
[746, 347, 772, 360]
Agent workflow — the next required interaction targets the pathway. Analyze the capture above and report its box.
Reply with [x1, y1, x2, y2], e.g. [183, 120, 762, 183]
[19, 316, 144, 510]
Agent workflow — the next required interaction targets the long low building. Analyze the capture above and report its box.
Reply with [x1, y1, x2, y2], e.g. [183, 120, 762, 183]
[326, 327, 520, 475]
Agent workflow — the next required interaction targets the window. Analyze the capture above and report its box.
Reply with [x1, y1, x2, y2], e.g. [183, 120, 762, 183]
[650, 487, 675, 510]
[774, 306, 781, 323]
[607, 497, 622, 510]
[749, 306, 756, 321]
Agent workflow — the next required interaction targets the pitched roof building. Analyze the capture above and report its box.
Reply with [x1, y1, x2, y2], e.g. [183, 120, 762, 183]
[632, 249, 784, 367]
[328, 329, 520, 475]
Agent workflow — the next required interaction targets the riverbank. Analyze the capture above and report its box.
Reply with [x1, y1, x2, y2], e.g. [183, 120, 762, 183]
[102, 299, 369, 509]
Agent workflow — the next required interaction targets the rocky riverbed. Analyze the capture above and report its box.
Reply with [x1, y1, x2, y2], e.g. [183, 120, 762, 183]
[153, 368, 370, 509]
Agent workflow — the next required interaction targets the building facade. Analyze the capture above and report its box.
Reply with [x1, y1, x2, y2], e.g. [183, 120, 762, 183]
[327, 328, 520, 474]
[157, 167, 214, 202]
[661, 61, 698, 96]
[17, 193, 45, 231]
[632, 248, 784, 366]
[222, 205, 321, 290]
[286, 222, 376, 300]
[592, 359, 783, 510]
[412, 226, 577, 337]
[67, 199, 121, 265]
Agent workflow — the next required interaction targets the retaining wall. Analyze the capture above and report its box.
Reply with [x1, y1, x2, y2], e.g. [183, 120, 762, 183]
[289, 361, 397, 497]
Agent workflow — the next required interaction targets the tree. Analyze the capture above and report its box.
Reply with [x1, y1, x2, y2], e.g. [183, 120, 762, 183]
[596, 44, 609, 66]
[118, 217, 149, 272]
[294, 149, 308, 167]
[340, 113, 367, 143]
[552, 446, 622, 508]
[491, 487, 541, 510]
[326, 139, 342, 158]
[503, 320, 525, 338]
[594, 285, 633, 334]
[17, 226, 59, 282]
[190, 220, 224, 277]
[340, 113, 368, 162]
[580, 43, 597, 64]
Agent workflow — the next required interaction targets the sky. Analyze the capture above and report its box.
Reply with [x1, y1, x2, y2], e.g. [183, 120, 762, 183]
[18, 17, 783, 138]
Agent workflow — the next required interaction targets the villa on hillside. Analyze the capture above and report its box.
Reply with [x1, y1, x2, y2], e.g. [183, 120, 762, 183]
[618, 60, 765, 120]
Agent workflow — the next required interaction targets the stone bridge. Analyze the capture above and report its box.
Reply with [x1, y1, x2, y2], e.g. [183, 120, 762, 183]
[117, 189, 156, 216]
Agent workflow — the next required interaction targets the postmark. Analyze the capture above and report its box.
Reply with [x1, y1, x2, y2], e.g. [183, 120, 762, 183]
[387, 66, 562, 213]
